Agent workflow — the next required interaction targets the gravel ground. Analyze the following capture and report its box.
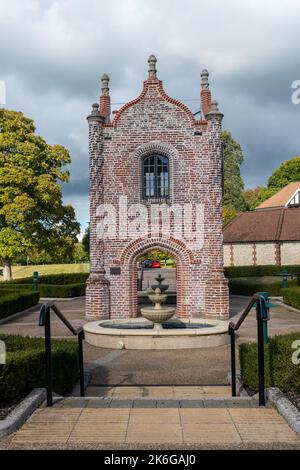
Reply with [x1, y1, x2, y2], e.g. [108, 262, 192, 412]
[1, 439, 300, 450]
[0, 399, 20, 420]
[287, 392, 300, 412]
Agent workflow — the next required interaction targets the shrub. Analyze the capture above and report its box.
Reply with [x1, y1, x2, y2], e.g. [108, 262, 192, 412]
[228, 277, 292, 296]
[0, 281, 86, 298]
[8, 273, 89, 285]
[283, 287, 300, 309]
[225, 265, 300, 278]
[0, 291, 40, 320]
[37, 283, 86, 298]
[240, 333, 300, 393]
[0, 334, 79, 399]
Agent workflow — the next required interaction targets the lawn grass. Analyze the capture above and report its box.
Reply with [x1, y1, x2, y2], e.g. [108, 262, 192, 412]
[0, 263, 89, 281]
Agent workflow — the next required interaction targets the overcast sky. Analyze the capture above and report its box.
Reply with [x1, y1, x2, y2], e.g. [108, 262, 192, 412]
[1, 0, 300, 232]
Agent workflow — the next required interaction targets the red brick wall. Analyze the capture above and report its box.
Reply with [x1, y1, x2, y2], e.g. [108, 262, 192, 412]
[86, 76, 229, 320]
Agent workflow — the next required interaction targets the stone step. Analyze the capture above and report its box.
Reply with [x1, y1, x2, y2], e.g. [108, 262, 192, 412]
[13, 402, 299, 447]
[53, 395, 262, 409]
[84, 384, 233, 399]
[56, 383, 262, 409]
[60, 385, 264, 408]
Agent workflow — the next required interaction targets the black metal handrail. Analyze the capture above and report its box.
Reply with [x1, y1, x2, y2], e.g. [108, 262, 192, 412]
[228, 293, 268, 406]
[39, 302, 85, 406]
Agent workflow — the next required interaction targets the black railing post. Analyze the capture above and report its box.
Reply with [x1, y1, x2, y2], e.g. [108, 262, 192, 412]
[256, 297, 266, 406]
[45, 306, 53, 407]
[78, 330, 85, 397]
[229, 326, 237, 397]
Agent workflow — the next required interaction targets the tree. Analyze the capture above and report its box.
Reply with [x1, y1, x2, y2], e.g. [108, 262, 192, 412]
[73, 243, 89, 263]
[0, 108, 80, 280]
[82, 226, 90, 258]
[222, 206, 238, 225]
[268, 156, 300, 189]
[244, 186, 278, 210]
[138, 249, 174, 262]
[243, 156, 300, 210]
[222, 131, 247, 212]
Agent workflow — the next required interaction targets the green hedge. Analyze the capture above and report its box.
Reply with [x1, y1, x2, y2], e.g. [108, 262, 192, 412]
[283, 287, 300, 310]
[0, 280, 86, 298]
[0, 291, 40, 320]
[8, 273, 89, 285]
[240, 333, 300, 393]
[0, 334, 79, 399]
[228, 276, 298, 296]
[225, 265, 300, 278]
[37, 283, 86, 297]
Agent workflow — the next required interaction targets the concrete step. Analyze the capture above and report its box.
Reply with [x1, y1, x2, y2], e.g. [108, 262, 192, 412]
[84, 384, 233, 399]
[12, 400, 299, 447]
[53, 395, 262, 409]
[61, 385, 263, 409]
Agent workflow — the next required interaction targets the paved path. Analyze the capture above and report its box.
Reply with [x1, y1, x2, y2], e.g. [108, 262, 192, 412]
[1, 299, 300, 449]
[5, 395, 299, 448]
[1, 296, 299, 386]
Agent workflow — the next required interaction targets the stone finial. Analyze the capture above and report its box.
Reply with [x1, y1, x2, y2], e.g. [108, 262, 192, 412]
[101, 74, 110, 96]
[210, 100, 220, 113]
[91, 102, 100, 115]
[87, 102, 103, 122]
[148, 54, 157, 78]
[201, 69, 209, 91]
[206, 100, 223, 120]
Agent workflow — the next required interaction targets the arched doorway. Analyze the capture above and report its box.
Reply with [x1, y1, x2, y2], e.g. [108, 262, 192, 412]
[136, 249, 176, 317]
[120, 237, 192, 319]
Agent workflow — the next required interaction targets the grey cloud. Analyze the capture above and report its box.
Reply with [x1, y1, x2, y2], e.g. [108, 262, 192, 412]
[1, 0, 300, 228]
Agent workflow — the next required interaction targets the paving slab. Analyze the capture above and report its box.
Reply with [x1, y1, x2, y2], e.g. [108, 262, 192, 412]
[1, 296, 299, 388]
[182, 423, 241, 444]
[9, 404, 300, 447]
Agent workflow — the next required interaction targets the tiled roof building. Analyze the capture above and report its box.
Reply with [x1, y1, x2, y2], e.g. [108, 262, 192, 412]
[224, 183, 300, 266]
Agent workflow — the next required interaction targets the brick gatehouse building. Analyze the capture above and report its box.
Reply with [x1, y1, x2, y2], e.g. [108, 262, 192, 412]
[86, 55, 229, 320]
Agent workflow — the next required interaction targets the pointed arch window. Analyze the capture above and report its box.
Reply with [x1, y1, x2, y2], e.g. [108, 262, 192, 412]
[142, 154, 169, 199]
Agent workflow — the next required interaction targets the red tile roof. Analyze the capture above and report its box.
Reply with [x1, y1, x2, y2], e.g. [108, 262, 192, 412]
[223, 207, 300, 243]
[257, 182, 300, 209]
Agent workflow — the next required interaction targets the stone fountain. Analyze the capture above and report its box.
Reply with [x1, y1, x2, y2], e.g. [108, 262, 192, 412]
[84, 273, 229, 350]
[140, 274, 175, 329]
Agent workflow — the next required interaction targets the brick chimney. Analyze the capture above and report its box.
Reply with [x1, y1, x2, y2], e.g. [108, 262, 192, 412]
[200, 69, 211, 117]
[100, 74, 111, 123]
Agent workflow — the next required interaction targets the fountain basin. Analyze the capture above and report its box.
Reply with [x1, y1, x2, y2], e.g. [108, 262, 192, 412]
[83, 317, 229, 350]
[140, 306, 175, 324]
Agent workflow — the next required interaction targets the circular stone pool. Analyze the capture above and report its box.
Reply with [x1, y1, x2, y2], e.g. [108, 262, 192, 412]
[83, 318, 229, 350]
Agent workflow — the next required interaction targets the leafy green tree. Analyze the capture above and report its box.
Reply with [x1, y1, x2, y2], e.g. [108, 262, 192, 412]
[268, 156, 300, 189]
[0, 108, 80, 280]
[244, 156, 300, 210]
[82, 226, 90, 257]
[222, 131, 247, 212]
[244, 186, 277, 210]
[222, 206, 238, 225]
[73, 242, 89, 263]
[138, 249, 174, 263]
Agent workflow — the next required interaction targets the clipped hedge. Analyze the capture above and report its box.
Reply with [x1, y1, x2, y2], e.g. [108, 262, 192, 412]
[37, 283, 86, 298]
[283, 287, 300, 310]
[228, 276, 298, 296]
[0, 282, 85, 298]
[0, 334, 79, 399]
[225, 265, 300, 278]
[240, 333, 300, 393]
[0, 291, 40, 320]
[9, 272, 89, 285]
